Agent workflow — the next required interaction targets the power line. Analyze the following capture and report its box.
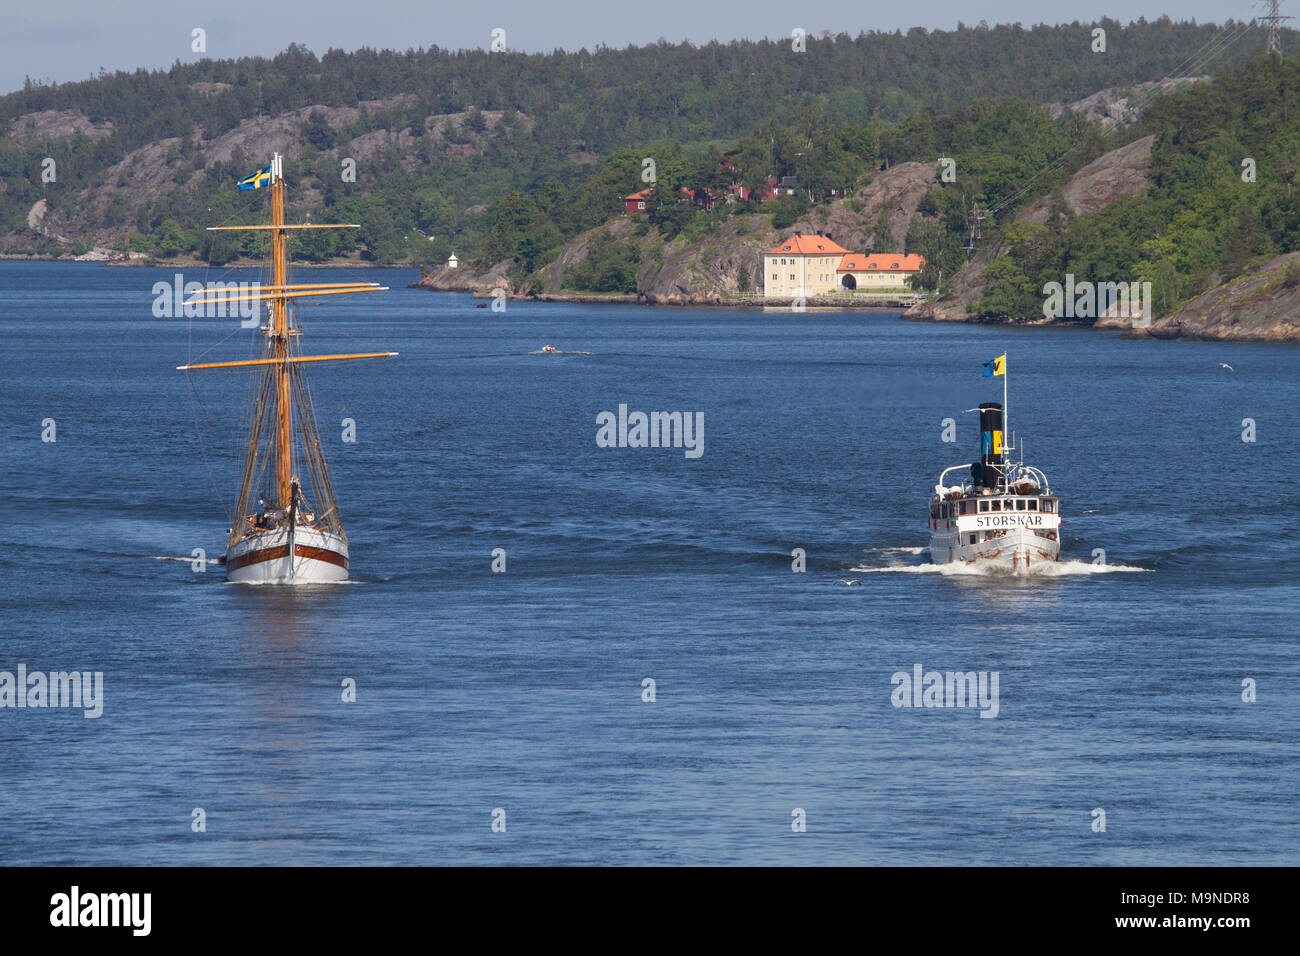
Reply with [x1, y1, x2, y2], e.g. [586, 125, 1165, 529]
[979, 18, 1259, 223]
[1259, 1, 1293, 56]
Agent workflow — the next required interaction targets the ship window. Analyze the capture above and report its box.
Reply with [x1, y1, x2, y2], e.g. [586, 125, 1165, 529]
[969, 535, 977, 545]
[1028, 500, 1038, 511]
[1044, 500, 1054, 513]
[959, 501, 969, 515]
[991, 500, 1001, 511]
[979, 500, 988, 512]
[1016, 499, 1026, 510]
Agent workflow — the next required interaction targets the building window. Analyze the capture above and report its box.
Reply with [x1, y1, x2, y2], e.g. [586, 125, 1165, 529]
[637, 202, 645, 210]
[771, 274, 777, 280]
[789, 274, 795, 280]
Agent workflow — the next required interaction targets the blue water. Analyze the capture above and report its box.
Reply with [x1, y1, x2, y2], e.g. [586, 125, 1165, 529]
[1, 260, 1296, 865]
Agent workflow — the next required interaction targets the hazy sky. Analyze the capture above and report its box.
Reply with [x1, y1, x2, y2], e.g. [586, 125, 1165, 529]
[0, 0, 1266, 95]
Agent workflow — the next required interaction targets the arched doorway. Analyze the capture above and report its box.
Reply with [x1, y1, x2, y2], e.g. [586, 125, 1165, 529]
[841, 274, 857, 290]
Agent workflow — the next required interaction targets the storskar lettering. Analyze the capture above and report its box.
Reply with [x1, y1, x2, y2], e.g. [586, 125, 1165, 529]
[50, 886, 151, 936]
[595, 403, 704, 459]
[973, 513, 1046, 528]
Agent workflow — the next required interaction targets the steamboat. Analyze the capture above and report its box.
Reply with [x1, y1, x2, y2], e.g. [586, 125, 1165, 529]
[928, 355, 1061, 573]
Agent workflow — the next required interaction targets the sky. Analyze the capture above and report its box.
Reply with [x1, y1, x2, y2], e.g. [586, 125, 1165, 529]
[0, 0, 1272, 95]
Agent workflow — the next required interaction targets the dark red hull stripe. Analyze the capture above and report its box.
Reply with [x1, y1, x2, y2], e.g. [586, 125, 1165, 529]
[294, 544, 349, 570]
[226, 545, 290, 572]
[226, 543, 348, 573]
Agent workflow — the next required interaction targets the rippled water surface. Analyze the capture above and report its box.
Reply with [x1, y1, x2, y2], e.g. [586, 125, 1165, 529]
[1, 261, 1296, 865]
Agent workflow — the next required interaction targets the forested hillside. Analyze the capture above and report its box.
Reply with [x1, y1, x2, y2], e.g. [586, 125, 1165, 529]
[0, 17, 1266, 267]
[966, 53, 1300, 320]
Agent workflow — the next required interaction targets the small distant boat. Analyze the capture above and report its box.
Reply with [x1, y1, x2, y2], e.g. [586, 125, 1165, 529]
[175, 153, 397, 583]
[528, 345, 594, 355]
[928, 354, 1061, 574]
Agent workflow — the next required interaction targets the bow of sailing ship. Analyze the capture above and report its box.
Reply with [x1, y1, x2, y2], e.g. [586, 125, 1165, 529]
[177, 154, 397, 583]
[928, 354, 1062, 573]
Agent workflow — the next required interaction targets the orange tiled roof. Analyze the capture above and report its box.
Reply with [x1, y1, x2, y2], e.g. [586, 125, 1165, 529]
[625, 189, 652, 200]
[764, 234, 854, 256]
[837, 252, 925, 272]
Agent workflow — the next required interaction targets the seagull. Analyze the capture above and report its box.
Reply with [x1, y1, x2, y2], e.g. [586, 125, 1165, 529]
[836, 579, 861, 586]
[1218, 363, 1234, 371]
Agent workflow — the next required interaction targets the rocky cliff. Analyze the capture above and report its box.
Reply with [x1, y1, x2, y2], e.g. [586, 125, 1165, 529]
[1048, 77, 1206, 130]
[414, 161, 941, 303]
[1097, 252, 1300, 342]
[4, 98, 527, 253]
[908, 135, 1156, 322]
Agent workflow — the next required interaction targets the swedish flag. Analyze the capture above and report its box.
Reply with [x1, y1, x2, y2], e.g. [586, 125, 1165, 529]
[982, 354, 1006, 377]
[237, 164, 272, 191]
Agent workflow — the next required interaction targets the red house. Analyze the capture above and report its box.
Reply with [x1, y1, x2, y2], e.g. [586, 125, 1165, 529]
[625, 189, 651, 214]
[680, 186, 716, 211]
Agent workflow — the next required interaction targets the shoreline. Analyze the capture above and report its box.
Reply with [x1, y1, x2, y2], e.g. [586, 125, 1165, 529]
[409, 278, 1109, 320]
[409, 280, 1299, 340]
[0, 253, 423, 269]
[4, 259, 1294, 340]
[412, 279, 924, 311]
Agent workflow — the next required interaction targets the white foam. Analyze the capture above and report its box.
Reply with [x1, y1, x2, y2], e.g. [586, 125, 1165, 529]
[849, 558, 1150, 577]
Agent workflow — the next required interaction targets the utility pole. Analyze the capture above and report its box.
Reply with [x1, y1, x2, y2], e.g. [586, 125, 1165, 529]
[1260, 1, 1292, 57]
[964, 205, 988, 258]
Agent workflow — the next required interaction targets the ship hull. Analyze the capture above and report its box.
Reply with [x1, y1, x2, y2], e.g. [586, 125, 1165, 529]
[226, 526, 349, 584]
[929, 525, 1059, 573]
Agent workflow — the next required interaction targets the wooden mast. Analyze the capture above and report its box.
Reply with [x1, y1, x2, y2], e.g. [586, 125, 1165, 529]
[271, 154, 293, 510]
[178, 153, 397, 537]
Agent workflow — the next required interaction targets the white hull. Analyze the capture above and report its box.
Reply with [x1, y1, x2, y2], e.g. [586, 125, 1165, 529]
[929, 525, 1058, 573]
[226, 525, 349, 584]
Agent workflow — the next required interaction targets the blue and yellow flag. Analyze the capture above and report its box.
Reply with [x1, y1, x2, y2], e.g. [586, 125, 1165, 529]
[982, 354, 1006, 377]
[237, 164, 272, 191]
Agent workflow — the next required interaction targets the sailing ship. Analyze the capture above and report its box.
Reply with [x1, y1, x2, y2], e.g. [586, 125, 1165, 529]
[928, 354, 1061, 573]
[177, 154, 397, 583]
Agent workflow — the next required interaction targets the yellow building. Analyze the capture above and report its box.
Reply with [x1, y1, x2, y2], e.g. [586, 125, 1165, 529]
[836, 252, 925, 290]
[763, 233, 854, 298]
[763, 236, 925, 296]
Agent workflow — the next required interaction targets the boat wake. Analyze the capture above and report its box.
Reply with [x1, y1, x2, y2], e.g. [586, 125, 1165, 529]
[861, 546, 929, 557]
[849, 557, 1150, 577]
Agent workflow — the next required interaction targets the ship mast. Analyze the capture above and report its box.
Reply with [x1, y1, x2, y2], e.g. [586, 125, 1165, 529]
[177, 153, 398, 524]
[270, 154, 293, 509]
